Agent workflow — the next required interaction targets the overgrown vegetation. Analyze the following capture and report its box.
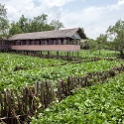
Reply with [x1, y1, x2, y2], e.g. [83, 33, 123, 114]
[9, 14, 64, 36]
[107, 19, 124, 58]
[0, 50, 124, 123]
[0, 3, 9, 36]
[0, 3, 64, 37]
[31, 72, 124, 124]
[0, 51, 123, 92]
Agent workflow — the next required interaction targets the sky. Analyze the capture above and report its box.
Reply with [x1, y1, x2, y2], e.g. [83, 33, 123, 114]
[0, 0, 124, 39]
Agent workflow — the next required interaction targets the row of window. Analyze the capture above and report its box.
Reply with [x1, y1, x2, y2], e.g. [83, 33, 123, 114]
[11, 40, 79, 45]
[0, 41, 9, 45]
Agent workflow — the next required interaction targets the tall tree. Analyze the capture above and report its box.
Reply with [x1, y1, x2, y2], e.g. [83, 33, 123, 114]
[50, 20, 64, 30]
[88, 38, 97, 50]
[9, 21, 23, 36]
[31, 14, 56, 32]
[107, 19, 124, 57]
[0, 3, 9, 36]
[8, 14, 64, 35]
[23, 14, 54, 32]
[96, 34, 107, 53]
[17, 15, 29, 33]
[31, 14, 47, 32]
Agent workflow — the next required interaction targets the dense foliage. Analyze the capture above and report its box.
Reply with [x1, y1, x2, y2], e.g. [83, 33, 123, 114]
[31, 72, 124, 124]
[0, 50, 124, 123]
[0, 3, 64, 36]
[0, 3, 9, 36]
[0, 53, 66, 91]
[9, 14, 64, 36]
[0, 50, 123, 92]
[107, 19, 124, 57]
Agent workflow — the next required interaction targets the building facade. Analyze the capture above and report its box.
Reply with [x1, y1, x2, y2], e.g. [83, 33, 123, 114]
[9, 28, 86, 51]
[0, 28, 86, 54]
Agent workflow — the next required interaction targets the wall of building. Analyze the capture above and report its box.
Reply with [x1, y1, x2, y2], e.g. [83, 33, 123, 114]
[10, 45, 80, 51]
[0, 37, 82, 52]
[0, 40, 10, 51]
[9, 38, 81, 51]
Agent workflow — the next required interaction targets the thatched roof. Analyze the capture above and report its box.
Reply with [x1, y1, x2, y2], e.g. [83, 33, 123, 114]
[9, 28, 87, 41]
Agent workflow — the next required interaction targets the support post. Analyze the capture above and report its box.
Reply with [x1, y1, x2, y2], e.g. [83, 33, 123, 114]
[57, 51, 59, 59]
[47, 51, 50, 58]
[77, 51, 79, 58]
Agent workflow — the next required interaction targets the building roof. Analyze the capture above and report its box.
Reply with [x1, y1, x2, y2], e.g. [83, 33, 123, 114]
[9, 28, 87, 41]
[0, 37, 7, 40]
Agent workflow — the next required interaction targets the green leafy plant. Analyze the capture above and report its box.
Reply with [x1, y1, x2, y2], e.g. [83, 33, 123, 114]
[31, 72, 124, 124]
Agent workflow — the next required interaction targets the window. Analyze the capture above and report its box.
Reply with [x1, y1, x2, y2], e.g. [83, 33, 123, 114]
[23, 40, 26, 45]
[63, 39, 67, 45]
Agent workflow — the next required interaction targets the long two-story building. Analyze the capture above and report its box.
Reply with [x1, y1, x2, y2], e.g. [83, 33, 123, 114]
[9, 28, 86, 51]
[0, 28, 86, 57]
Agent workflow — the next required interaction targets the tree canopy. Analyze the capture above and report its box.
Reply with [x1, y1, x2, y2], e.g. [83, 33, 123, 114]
[107, 19, 124, 57]
[0, 3, 9, 36]
[9, 21, 23, 36]
[50, 20, 64, 30]
[9, 14, 64, 36]
[0, 4, 65, 36]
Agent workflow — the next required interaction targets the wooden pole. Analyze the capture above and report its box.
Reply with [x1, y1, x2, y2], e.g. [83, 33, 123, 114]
[57, 51, 59, 59]
[77, 51, 79, 58]
[47, 51, 50, 58]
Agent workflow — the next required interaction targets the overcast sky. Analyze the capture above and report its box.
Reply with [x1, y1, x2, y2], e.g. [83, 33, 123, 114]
[0, 0, 124, 39]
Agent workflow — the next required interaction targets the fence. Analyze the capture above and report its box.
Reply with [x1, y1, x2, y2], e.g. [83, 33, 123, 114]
[0, 64, 124, 124]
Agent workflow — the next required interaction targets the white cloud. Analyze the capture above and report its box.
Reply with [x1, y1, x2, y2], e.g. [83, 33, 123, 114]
[0, 0, 74, 21]
[0, 0, 36, 21]
[118, 0, 124, 6]
[60, 0, 124, 39]
[42, 0, 74, 7]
